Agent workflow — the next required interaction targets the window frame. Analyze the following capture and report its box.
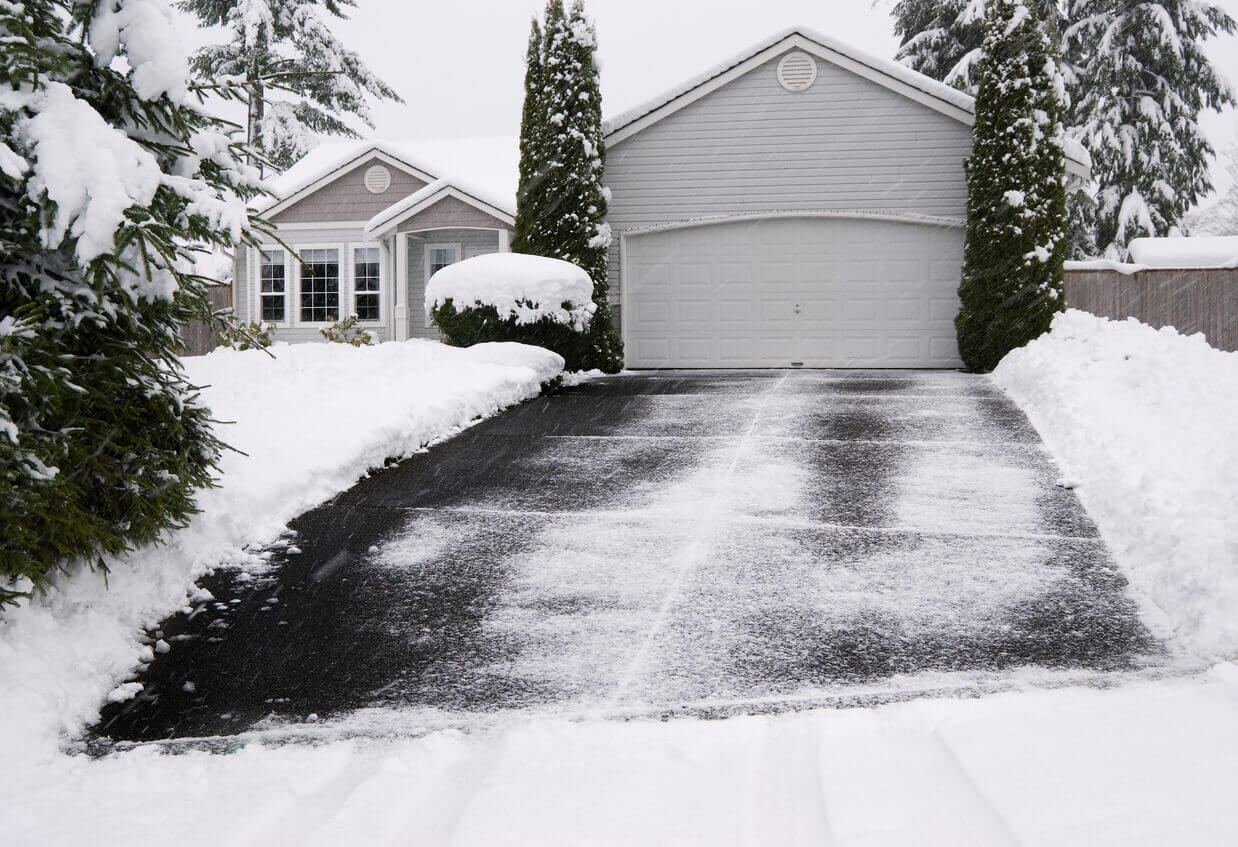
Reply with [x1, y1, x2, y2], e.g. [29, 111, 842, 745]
[255, 245, 291, 327]
[294, 243, 345, 326]
[348, 242, 384, 327]
[424, 242, 462, 287]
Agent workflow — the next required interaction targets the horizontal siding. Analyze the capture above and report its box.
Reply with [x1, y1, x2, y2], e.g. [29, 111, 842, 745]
[397, 195, 511, 232]
[603, 50, 975, 316]
[272, 158, 429, 224]
[406, 229, 503, 339]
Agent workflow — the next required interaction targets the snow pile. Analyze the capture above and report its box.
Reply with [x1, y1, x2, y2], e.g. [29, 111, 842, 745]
[426, 253, 597, 330]
[994, 310, 1238, 656]
[1125, 235, 1238, 268]
[3, 666, 1238, 845]
[0, 340, 562, 763]
[88, 0, 189, 102]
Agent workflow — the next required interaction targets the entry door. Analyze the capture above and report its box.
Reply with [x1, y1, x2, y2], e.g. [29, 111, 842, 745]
[623, 216, 964, 368]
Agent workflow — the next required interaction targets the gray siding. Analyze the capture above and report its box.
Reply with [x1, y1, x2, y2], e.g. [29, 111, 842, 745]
[603, 50, 975, 316]
[396, 195, 511, 232]
[272, 158, 429, 224]
[406, 229, 502, 339]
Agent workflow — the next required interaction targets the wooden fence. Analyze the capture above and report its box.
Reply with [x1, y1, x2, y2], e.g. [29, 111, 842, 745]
[1064, 267, 1238, 352]
[181, 283, 232, 357]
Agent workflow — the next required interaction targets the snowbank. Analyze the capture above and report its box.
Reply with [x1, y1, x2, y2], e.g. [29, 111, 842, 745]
[1064, 258, 1148, 275]
[1125, 235, 1238, 268]
[425, 253, 596, 330]
[0, 340, 562, 763]
[994, 310, 1238, 656]
[3, 664, 1237, 845]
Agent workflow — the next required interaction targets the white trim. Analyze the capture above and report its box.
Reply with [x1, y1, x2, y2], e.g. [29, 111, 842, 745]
[365, 185, 516, 239]
[498, 229, 511, 252]
[348, 242, 385, 327]
[605, 32, 975, 148]
[424, 242, 462, 290]
[263, 150, 436, 220]
[265, 221, 371, 233]
[292, 242, 346, 326]
[255, 244, 292, 328]
[394, 233, 409, 341]
[620, 210, 965, 239]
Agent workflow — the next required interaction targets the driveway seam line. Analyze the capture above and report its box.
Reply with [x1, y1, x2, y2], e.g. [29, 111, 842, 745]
[602, 372, 792, 709]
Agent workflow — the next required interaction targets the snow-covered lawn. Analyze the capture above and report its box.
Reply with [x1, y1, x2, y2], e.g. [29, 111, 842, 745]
[994, 309, 1238, 657]
[4, 314, 1238, 845]
[0, 340, 563, 767]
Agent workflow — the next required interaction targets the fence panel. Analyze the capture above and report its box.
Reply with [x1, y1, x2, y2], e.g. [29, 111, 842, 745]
[1063, 267, 1237, 352]
[181, 284, 232, 357]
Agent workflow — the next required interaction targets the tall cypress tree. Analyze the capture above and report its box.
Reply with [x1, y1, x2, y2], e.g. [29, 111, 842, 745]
[1065, 0, 1235, 256]
[179, 0, 402, 174]
[513, 0, 622, 372]
[956, 0, 1069, 371]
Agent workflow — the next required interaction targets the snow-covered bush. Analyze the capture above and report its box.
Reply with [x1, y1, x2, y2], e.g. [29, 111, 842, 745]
[427, 253, 597, 370]
[955, 0, 1068, 371]
[216, 315, 277, 350]
[0, 0, 266, 606]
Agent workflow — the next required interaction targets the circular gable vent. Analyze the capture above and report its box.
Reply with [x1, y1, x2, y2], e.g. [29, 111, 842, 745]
[364, 164, 392, 194]
[777, 51, 818, 92]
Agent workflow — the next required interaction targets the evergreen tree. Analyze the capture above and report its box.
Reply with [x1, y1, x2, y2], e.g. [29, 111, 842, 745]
[179, 0, 402, 174]
[0, 0, 268, 605]
[1064, 0, 1235, 256]
[894, 0, 1066, 92]
[1186, 143, 1238, 236]
[513, 0, 622, 372]
[956, 0, 1069, 371]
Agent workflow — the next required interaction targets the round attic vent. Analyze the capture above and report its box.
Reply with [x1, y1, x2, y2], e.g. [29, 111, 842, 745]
[364, 164, 392, 194]
[777, 51, 818, 92]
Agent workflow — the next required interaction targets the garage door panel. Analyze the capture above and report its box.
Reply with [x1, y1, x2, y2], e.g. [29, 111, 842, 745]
[625, 217, 963, 368]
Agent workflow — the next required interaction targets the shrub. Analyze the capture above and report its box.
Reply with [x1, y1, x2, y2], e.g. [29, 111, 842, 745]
[216, 315, 276, 351]
[320, 315, 374, 347]
[430, 299, 589, 369]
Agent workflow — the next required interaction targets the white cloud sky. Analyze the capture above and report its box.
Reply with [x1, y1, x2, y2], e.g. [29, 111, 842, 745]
[175, 0, 1238, 195]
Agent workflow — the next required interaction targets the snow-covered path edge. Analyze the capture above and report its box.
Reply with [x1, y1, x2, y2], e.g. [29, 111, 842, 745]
[993, 310, 1238, 659]
[0, 340, 563, 764]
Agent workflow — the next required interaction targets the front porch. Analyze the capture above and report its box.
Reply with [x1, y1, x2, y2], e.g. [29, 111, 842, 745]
[393, 226, 512, 340]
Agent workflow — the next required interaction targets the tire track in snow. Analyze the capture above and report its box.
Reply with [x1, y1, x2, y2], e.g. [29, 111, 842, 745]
[603, 373, 790, 710]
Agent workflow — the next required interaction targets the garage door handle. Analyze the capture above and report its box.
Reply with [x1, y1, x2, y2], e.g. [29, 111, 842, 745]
[793, 304, 801, 314]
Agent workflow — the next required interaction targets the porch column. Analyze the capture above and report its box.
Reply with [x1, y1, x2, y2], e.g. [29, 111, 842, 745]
[392, 233, 410, 341]
[498, 228, 511, 253]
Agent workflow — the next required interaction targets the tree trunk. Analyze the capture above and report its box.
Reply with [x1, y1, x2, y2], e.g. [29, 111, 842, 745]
[247, 62, 265, 179]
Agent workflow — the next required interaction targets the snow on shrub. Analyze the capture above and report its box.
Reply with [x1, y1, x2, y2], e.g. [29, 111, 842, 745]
[427, 253, 600, 370]
[426, 253, 596, 330]
[994, 310, 1238, 657]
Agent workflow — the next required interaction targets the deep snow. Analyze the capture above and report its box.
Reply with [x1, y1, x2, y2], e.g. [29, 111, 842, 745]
[425, 252, 597, 329]
[0, 340, 563, 766]
[994, 310, 1238, 657]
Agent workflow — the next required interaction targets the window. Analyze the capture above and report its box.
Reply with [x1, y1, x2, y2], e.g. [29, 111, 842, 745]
[426, 244, 460, 280]
[353, 246, 381, 322]
[259, 249, 286, 323]
[300, 248, 339, 323]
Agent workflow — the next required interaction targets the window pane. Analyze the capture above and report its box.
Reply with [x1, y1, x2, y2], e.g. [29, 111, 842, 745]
[261, 295, 285, 322]
[428, 246, 458, 279]
[356, 293, 380, 321]
[299, 249, 339, 322]
[354, 247, 380, 295]
[260, 250, 285, 294]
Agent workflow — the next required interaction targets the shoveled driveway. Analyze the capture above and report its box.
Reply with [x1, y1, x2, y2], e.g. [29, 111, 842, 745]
[98, 371, 1155, 743]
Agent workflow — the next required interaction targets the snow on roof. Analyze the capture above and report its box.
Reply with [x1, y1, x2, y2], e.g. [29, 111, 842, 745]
[256, 136, 518, 217]
[1126, 236, 1238, 269]
[602, 26, 1092, 175]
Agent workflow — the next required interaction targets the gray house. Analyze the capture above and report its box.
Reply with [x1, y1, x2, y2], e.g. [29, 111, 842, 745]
[603, 27, 1090, 368]
[232, 139, 516, 344]
[235, 27, 1089, 367]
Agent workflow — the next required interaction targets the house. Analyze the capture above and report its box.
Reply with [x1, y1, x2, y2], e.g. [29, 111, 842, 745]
[235, 27, 1091, 368]
[232, 138, 517, 344]
[603, 27, 1090, 368]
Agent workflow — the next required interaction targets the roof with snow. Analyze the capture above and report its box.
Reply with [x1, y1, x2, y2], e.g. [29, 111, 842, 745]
[1126, 236, 1238, 269]
[602, 26, 1091, 177]
[255, 137, 518, 221]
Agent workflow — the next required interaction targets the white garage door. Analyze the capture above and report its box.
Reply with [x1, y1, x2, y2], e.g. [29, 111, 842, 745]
[623, 216, 964, 368]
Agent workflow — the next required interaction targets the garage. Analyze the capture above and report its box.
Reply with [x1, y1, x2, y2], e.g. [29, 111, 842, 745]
[623, 215, 964, 368]
[602, 29, 1091, 369]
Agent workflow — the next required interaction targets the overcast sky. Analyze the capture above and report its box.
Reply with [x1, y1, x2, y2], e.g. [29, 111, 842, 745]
[175, 0, 1238, 194]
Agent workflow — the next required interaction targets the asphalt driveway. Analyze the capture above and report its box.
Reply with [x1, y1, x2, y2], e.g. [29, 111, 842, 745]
[98, 371, 1155, 743]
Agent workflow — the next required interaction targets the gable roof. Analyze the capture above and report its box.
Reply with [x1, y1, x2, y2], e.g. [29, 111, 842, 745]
[364, 179, 516, 239]
[603, 27, 1091, 179]
[256, 137, 518, 221]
